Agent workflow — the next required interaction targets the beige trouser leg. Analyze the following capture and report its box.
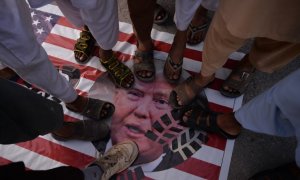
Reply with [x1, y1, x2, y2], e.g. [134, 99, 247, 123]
[201, 10, 246, 77]
[202, 8, 300, 76]
[249, 38, 300, 73]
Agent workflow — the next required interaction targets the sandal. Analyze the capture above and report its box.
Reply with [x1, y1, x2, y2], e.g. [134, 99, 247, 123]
[187, 18, 210, 46]
[220, 66, 255, 98]
[169, 76, 213, 109]
[51, 120, 110, 141]
[100, 55, 135, 89]
[173, 105, 239, 139]
[67, 97, 115, 121]
[74, 27, 96, 64]
[133, 50, 155, 82]
[163, 55, 183, 84]
[154, 4, 169, 25]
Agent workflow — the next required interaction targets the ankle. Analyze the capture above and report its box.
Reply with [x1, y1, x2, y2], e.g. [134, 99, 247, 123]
[194, 73, 214, 86]
[136, 40, 153, 52]
[99, 49, 113, 61]
[66, 95, 87, 112]
[217, 113, 241, 135]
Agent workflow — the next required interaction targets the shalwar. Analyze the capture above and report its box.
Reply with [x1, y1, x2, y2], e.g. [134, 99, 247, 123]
[0, 0, 77, 103]
[28, 0, 118, 50]
[201, 0, 300, 76]
[235, 69, 300, 167]
[174, 0, 219, 31]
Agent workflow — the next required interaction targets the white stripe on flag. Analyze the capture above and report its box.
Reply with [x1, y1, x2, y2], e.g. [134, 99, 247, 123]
[51, 24, 80, 40]
[145, 168, 206, 180]
[42, 42, 104, 71]
[40, 134, 98, 157]
[0, 144, 66, 170]
[35, 4, 64, 16]
[192, 144, 224, 166]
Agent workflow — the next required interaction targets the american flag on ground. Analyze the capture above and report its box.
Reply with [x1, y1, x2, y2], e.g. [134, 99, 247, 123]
[0, 3, 245, 180]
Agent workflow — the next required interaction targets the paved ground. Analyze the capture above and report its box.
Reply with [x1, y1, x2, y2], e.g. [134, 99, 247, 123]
[118, 1, 299, 179]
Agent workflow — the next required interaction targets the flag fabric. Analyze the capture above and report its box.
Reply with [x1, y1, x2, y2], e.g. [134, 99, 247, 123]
[0, 3, 245, 180]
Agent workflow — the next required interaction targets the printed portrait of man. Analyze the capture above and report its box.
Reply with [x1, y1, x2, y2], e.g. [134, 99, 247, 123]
[89, 59, 207, 172]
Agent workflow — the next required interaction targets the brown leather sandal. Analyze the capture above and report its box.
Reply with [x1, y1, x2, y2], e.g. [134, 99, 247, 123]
[133, 50, 155, 82]
[169, 76, 214, 108]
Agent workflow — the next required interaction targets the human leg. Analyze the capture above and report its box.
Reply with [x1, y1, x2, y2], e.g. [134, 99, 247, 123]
[172, 102, 241, 139]
[164, 0, 204, 83]
[0, 0, 78, 103]
[235, 69, 300, 166]
[0, 78, 64, 144]
[169, 9, 246, 107]
[221, 38, 300, 98]
[249, 37, 300, 73]
[128, 0, 156, 82]
[79, 0, 134, 88]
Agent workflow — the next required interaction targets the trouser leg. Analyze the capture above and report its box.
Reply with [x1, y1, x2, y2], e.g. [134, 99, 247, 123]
[249, 37, 300, 73]
[0, 78, 64, 144]
[201, 9, 246, 76]
[235, 69, 300, 167]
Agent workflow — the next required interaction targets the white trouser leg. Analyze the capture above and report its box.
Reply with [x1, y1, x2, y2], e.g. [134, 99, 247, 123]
[0, 0, 77, 103]
[56, 0, 119, 50]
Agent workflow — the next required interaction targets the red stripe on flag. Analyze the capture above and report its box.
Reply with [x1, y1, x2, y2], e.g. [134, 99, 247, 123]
[57, 17, 81, 30]
[16, 137, 95, 169]
[175, 157, 220, 180]
[205, 133, 227, 150]
[0, 157, 12, 166]
[48, 55, 103, 81]
[45, 33, 75, 50]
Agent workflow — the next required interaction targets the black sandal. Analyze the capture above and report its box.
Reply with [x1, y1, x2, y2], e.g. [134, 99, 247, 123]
[173, 105, 239, 139]
[100, 56, 135, 89]
[67, 97, 115, 121]
[74, 26, 96, 64]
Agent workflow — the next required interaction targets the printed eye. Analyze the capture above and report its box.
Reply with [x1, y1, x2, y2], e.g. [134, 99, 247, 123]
[154, 98, 169, 109]
[127, 89, 143, 101]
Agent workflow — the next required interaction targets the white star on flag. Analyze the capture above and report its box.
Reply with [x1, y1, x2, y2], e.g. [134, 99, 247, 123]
[32, 19, 40, 26]
[45, 16, 53, 22]
[31, 11, 36, 17]
[36, 28, 45, 34]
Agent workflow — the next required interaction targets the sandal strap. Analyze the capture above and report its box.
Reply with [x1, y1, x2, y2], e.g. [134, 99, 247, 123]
[134, 50, 153, 63]
[74, 29, 96, 63]
[222, 69, 255, 93]
[166, 55, 183, 69]
[101, 56, 134, 88]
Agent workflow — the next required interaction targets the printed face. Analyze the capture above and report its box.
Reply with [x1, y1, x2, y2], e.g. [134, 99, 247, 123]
[110, 75, 174, 164]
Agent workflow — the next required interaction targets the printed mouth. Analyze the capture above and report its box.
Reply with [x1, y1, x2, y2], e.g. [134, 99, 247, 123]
[126, 124, 144, 134]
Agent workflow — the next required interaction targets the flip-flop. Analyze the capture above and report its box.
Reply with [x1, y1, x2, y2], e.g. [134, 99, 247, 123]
[187, 18, 210, 46]
[163, 55, 183, 84]
[154, 4, 169, 25]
